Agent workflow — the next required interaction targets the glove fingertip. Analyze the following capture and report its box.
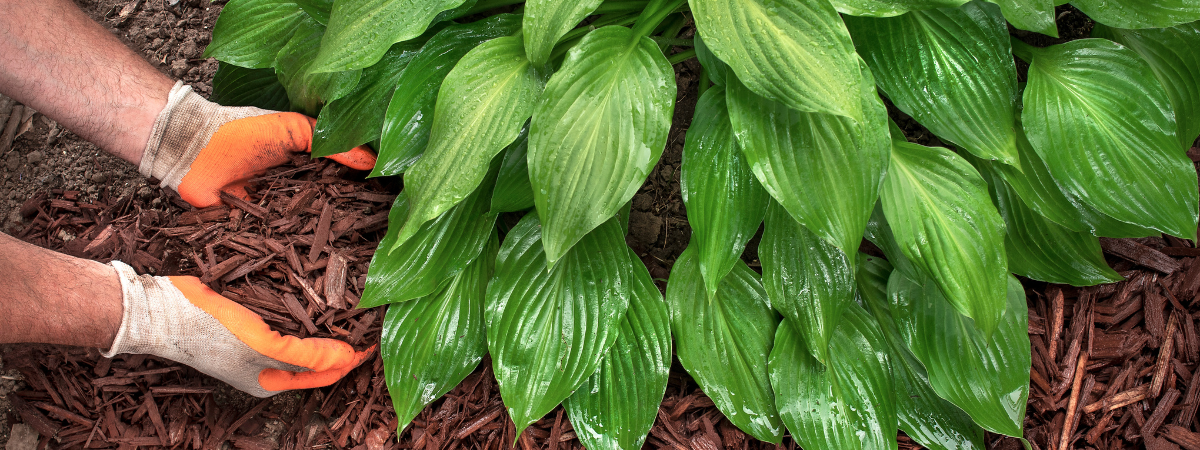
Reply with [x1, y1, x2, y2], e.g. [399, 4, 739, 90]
[328, 147, 377, 171]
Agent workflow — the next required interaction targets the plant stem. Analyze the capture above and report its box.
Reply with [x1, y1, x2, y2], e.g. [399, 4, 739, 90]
[594, 0, 652, 15]
[698, 67, 712, 95]
[459, 0, 525, 17]
[1009, 36, 1038, 63]
[629, 0, 688, 39]
[650, 37, 695, 48]
[667, 48, 697, 65]
[549, 14, 640, 61]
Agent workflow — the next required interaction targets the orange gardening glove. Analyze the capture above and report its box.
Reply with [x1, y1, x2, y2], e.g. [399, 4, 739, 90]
[103, 261, 373, 397]
[139, 81, 376, 208]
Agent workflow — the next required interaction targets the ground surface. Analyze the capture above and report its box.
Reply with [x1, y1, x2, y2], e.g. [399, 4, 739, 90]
[1, 1, 1199, 450]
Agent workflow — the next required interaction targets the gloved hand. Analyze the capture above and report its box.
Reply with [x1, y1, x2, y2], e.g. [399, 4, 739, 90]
[139, 81, 376, 208]
[104, 261, 373, 398]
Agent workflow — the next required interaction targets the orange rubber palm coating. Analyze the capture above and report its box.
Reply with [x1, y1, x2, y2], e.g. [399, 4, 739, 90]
[175, 113, 376, 208]
[170, 277, 374, 392]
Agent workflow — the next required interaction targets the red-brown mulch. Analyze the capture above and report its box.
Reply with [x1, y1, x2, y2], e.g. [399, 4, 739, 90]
[4, 151, 1200, 450]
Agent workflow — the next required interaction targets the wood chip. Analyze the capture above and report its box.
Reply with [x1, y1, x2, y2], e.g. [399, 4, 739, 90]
[1101, 238, 1184, 274]
[325, 252, 348, 310]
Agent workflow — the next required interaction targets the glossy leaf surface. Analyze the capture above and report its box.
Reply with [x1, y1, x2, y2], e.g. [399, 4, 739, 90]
[769, 305, 897, 450]
[211, 63, 290, 111]
[206, 0, 307, 69]
[311, 0, 469, 72]
[273, 17, 362, 116]
[491, 129, 535, 213]
[485, 213, 631, 435]
[761, 202, 854, 365]
[979, 164, 1122, 286]
[522, 0, 605, 66]
[360, 182, 496, 308]
[857, 256, 987, 450]
[397, 36, 545, 248]
[880, 141, 1007, 336]
[375, 14, 522, 177]
[1094, 22, 1200, 150]
[529, 26, 675, 263]
[987, 0, 1056, 36]
[295, 0, 333, 24]
[829, 0, 966, 17]
[689, 0, 862, 118]
[726, 65, 889, 258]
[666, 245, 784, 443]
[694, 35, 728, 86]
[382, 233, 495, 430]
[846, 1, 1020, 165]
[988, 121, 1157, 237]
[564, 249, 671, 450]
[1022, 39, 1198, 239]
[681, 87, 768, 299]
[1071, 0, 1200, 29]
[888, 273, 1030, 437]
[312, 38, 427, 157]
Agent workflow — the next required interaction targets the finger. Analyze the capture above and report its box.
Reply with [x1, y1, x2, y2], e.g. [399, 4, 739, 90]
[327, 146, 377, 170]
[257, 348, 374, 392]
[171, 277, 366, 371]
[220, 182, 252, 202]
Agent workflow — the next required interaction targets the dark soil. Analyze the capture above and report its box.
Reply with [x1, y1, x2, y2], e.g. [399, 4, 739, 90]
[1, 1, 1199, 450]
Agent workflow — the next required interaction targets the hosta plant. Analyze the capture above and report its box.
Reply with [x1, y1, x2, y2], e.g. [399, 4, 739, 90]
[206, 0, 1200, 447]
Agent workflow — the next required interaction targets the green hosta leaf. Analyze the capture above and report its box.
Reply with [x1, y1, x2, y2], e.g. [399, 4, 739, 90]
[360, 181, 497, 308]
[397, 36, 546, 248]
[1094, 22, 1200, 150]
[205, 0, 308, 69]
[491, 128, 535, 213]
[856, 255, 987, 450]
[689, 0, 862, 119]
[522, 0, 605, 66]
[863, 204, 923, 283]
[1021, 39, 1198, 239]
[273, 17, 362, 116]
[880, 141, 1007, 336]
[311, 0, 469, 72]
[989, 120, 1157, 237]
[977, 162, 1122, 286]
[485, 213, 632, 435]
[295, 0, 333, 24]
[694, 35, 728, 86]
[887, 272, 1030, 437]
[829, 0, 967, 17]
[846, 1, 1020, 165]
[761, 201, 854, 365]
[681, 86, 768, 299]
[769, 305, 897, 450]
[529, 26, 675, 264]
[382, 232, 495, 431]
[375, 14, 523, 177]
[727, 64, 889, 259]
[564, 249, 671, 450]
[1071, 0, 1200, 29]
[986, 0, 1057, 36]
[312, 36, 429, 157]
[211, 63, 290, 110]
[666, 244, 784, 443]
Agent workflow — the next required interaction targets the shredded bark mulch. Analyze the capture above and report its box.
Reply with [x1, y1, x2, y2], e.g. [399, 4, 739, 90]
[4, 150, 1200, 450]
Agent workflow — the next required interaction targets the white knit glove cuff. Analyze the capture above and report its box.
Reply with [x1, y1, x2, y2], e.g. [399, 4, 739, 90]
[103, 261, 304, 397]
[139, 81, 273, 190]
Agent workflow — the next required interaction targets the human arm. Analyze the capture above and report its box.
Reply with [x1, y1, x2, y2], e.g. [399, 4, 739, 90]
[0, 232, 372, 397]
[0, 0, 172, 165]
[0, 0, 375, 208]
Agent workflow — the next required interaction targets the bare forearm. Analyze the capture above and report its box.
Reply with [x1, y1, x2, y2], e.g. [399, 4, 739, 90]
[0, 232, 123, 348]
[0, 0, 173, 165]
